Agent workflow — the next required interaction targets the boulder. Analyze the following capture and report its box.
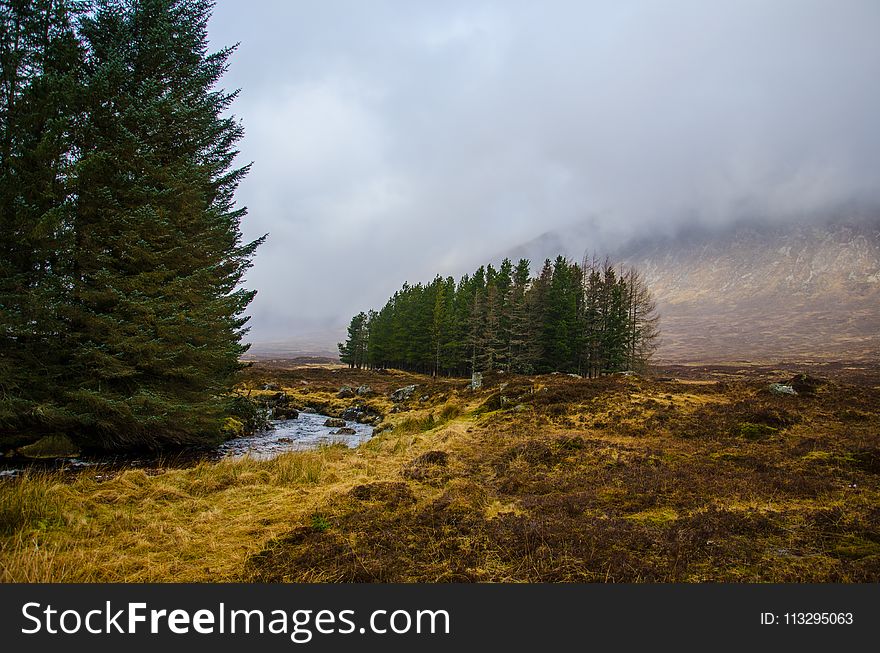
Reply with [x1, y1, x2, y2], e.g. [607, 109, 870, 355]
[273, 407, 299, 420]
[342, 404, 382, 424]
[277, 437, 293, 444]
[341, 406, 361, 421]
[324, 418, 346, 428]
[333, 427, 357, 435]
[356, 385, 375, 397]
[260, 383, 280, 391]
[769, 383, 797, 396]
[337, 386, 356, 398]
[391, 384, 417, 402]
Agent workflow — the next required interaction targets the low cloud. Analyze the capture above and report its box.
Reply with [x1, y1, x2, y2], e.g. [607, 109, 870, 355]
[208, 0, 880, 345]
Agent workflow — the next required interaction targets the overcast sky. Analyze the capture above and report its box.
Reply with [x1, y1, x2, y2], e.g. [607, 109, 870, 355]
[207, 0, 880, 347]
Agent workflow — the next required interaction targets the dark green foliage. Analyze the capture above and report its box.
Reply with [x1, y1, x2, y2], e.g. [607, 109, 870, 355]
[0, 0, 85, 446]
[226, 394, 271, 435]
[341, 255, 659, 377]
[0, 0, 262, 451]
[338, 311, 369, 368]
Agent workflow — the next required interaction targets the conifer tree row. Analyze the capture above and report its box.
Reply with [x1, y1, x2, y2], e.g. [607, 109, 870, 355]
[0, 0, 262, 451]
[339, 255, 659, 377]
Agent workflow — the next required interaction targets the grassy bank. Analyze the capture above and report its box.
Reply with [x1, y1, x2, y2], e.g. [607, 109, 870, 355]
[2, 364, 879, 582]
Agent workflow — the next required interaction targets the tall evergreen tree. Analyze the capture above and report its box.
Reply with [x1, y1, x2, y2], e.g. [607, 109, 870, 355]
[0, 0, 83, 446]
[339, 311, 368, 368]
[65, 0, 263, 449]
[508, 258, 532, 373]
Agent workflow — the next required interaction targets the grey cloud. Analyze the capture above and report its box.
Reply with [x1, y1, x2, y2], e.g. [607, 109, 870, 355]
[207, 0, 880, 346]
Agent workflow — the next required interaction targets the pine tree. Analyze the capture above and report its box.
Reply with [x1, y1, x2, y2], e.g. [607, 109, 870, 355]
[339, 312, 368, 368]
[430, 277, 456, 376]
[581, 256, 602, 378]
[508, 258, 532, 373]
[466, 267, 486, 374]
[0, 0, 83, 446]
[482, 281, 501, 371]
[64, 0, 263, 449]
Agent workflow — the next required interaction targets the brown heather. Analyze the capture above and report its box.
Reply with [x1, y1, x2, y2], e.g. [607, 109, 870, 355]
[2, 361, 879, 582]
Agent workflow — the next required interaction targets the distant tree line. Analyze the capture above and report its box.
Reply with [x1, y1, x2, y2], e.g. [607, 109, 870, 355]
[0, 1, 262, 451]
[339, 256, 659, 377]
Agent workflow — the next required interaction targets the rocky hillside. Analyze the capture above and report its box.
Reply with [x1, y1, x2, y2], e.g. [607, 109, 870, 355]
[511, 218, 880, 362]
[623, 219, 880, 361]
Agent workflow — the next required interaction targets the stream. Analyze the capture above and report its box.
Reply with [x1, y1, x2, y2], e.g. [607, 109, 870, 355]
[217, 411, 375, 459]
[0, 411, 375, 479]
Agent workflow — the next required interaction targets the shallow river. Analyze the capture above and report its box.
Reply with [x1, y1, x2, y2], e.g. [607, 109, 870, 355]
[0, 412, 375, 478]
[217, 411, 374, 459]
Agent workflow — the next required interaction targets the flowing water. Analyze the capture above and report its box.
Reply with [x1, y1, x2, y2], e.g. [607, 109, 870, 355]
[217, 411, 374, 459]
[0, 412, 375, 478]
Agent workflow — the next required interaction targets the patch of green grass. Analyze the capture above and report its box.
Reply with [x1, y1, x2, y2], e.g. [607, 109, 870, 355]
[310, 512, 331, 532]
[625, 507, 678, 525]
[736, 422, 778, 440]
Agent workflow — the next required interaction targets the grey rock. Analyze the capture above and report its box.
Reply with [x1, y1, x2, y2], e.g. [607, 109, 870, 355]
[391, 384, 417, 402]
[356, 385, 375, 396]
[273, 407, 299, 420]
[769, 383, 798, 395]
[337, 386, 356, 398]
[333, 427, 357, 435]
[469, 372, 482, 390]
[260, 383, 280, 391]
[341, 406, 362, 421]
[324, 418, 346, 428]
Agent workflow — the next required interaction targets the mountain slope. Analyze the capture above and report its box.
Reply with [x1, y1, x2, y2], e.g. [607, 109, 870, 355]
[512, 218, 880, 362]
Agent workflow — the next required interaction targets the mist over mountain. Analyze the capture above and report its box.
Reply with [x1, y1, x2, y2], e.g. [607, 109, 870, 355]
[506, 214, 880, 362]
[206, 1, 880, 348]
[249, 213, 880, 363]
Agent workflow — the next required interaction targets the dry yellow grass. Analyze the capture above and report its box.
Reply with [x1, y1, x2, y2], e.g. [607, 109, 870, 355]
[3, 364, 879, 583]
[0, 397, 477, 582]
